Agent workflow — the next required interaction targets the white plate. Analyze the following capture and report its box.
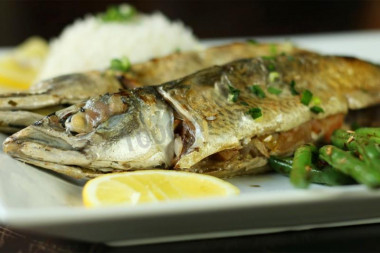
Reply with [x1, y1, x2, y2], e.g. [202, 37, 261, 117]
[1, 31, 380, 246]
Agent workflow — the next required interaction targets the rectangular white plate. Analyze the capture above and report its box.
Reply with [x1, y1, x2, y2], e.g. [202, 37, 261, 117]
[1, 31, 380, 246]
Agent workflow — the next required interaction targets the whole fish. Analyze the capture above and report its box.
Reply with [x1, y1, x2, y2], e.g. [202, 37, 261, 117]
[0, 42, 299, 133]
[4, 53, 380, 178]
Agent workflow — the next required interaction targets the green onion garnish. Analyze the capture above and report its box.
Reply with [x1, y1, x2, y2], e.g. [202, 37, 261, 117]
[290, 80, 299, 95]
[269, 72, 280, 82]
[228, 85, 240, 102]
[268, 63, 276, 71]
[250, 85, 266, 98]
[287, 55, 295, 61]
[310, 106, 324, 114]
[247, 39, 258, 45]
[109, 56, 131, 72]
[300, 90, 313, 106]
[267, 87, 282, 95]
[99, 4, 137, 22]
[240, 101, 249, 106]
[311, 96, 321, 105]
[248, 107, 262, 119]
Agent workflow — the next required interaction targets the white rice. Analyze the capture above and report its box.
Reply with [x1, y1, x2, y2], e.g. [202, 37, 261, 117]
[37, 11, 202, 81]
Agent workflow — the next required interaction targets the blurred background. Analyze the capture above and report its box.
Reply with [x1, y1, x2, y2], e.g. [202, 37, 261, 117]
[0, 0, 380, 46]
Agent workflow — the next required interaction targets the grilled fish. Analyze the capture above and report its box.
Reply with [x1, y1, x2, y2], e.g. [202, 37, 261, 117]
[4, 52, 380, 178]
[0, 42, 299, 133]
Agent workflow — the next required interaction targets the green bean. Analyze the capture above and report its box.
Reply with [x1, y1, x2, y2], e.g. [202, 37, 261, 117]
[362, 141, 380, 167]
[290, 146, 314, 188]
[331, 129, 354, 149]
[355, 128, 380, 138]
[331, 129, 380, 154]
[268, 156, 354, 186]
[268, 156, 292, 175]
[331, 129, 380, 170]
[355, 128, 380, 145]
[319, 145, 380, 188]
[311, 166, 355, 186]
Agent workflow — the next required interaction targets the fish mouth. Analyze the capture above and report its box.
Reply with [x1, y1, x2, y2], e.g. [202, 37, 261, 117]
[3, 124, 93, 170]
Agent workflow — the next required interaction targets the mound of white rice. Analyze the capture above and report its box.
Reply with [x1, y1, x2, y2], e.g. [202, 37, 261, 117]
[37, 9, 202, 81]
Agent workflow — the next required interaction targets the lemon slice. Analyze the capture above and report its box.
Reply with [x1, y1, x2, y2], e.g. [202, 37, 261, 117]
[82, 170, 240, 207]
[0, 37, 48, 92]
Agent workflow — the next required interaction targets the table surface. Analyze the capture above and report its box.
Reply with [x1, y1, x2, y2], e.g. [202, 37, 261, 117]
[2, 223, 380, 253]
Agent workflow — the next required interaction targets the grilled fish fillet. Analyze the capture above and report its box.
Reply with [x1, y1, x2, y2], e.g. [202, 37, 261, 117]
[3, 52, 380, 178]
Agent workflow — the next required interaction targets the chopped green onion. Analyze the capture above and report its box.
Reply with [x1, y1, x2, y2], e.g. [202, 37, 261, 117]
[289, 80, 299, 95]
[240, 101, 249, 106]
[247, 39, 258, 45]
[267, 87, 282, 95]
[228, 85, 240, 102]
[109, 56, 131, 72]
[268, 63, 276, 71]
[269, 72, 280, 82]
[248, 107, 262, 119]
[300, 90, 313, 106]
[99, 4, 137, 23]
[270, 44, 277, 56]
[250, 85, 266, 98]
[310, 106, 324, 114]
[311, 96, 321, 105]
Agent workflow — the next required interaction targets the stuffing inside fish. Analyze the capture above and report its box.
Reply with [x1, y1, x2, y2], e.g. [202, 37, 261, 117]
[0, 42, 300, 133]
[3, 53, 380, 178]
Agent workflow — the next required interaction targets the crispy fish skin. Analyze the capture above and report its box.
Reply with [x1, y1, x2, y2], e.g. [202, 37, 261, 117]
[127, 42, 298, 87]
[160, 54, 380, 170]
[4, 53, 380, 178]
[0, 42, 300, 133]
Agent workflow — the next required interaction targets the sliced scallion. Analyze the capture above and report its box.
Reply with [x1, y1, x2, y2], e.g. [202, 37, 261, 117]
[248, 107, 262, 119]
[310, 106, 324, 114]
[269, 72, 280, 82]
[250, 85, 266, 98]
[99, 4, 136, 22]
[300, 90, 313, 106]
[109, 56, 131, 72]
[290, 80, 299, 95]
[267, 87, 282, 95]
[228, 85, 240, 102]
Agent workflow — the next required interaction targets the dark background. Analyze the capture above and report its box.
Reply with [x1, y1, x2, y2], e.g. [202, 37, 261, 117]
[0, 0, 380, 46]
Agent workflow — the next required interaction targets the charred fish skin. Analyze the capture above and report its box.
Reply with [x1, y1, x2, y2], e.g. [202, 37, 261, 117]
[4, 53, 380, 179]
[0, 42, 301, 133]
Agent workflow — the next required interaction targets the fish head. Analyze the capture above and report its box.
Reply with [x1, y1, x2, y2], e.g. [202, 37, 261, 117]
[3, 88, 174, 178]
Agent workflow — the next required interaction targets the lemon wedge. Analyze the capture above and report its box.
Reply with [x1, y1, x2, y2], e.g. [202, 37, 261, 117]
[82, 170, 240, 207]
[0, 37, 48, 92]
